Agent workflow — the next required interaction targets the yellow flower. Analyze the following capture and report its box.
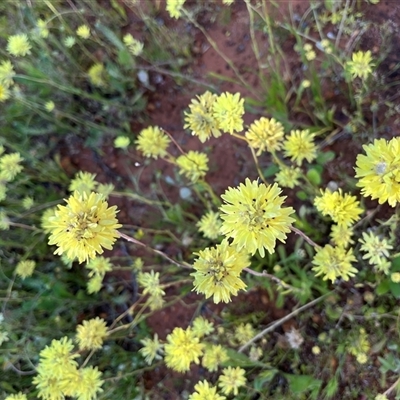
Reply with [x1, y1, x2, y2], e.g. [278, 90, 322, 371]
[275, 166, 301, 189]
[69, 171, 97, 195]
[7, 34, 31, 57]
[359, 231, 392, 267]
[76, 317, 108, 351]
[0, 152, 24, 181]
[45, 101, 55, 112]
[283, 129, 317, 165]
[68, 366, 104, 400]
[96, 183, 114, 197]
[346, 50, 374, 80]
[33, 368, 66, 400]
[189, 380, 226, 400]
[37, 19, 49, 38]
[196, 211, 222, 240]
[301, 79, 311, 88]
[76, 25, 91, 39]
[5, 393, 27, 400]
[166, 0, 186, 19]
[164, 327, 204, 372]
[85, 256, 113, 277]
[139, 334, 163, 365]
[219, 178, 295, 257]
[330, 224, 354, 248]
[64, 36, 76, 48]
[87, 274, 103, 294]
[22, 195, 34, 209]
[245, 117, 285, 155]
[15, 259, 36, 279]
[0, 84, 10, 102]
[222, 0, 234, 4]
[192, 316, 214, 338]
[0, 211, 10, 230]
[176, 151, 209, 182]
[212, 92, 244, 134]
[138, 270, 165, 297]
[312, 245, 357, 282]
[355, 137, 400, 207]
[191, 240, 249, 304]
[88, 63, 106, 87]
[218, 367, 247, 396]
[114, 136, 130, 149]
[0, 60, 15, 87]
[184, 91, 221, 143]
[234, 322, 255, 345]
[391, 272, 400, 283]
[314, 189, 363, 227]
[202, 344, 229, 372]
[123, 34, 143, 56]
[136, 126, 171, 159]
[41, 207, 57, 234]
[48, 191, 121, 264]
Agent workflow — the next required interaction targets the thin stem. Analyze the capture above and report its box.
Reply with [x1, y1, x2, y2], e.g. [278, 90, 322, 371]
[118, 231, 192, 270]
[291, 226, 318, 248]
[249, 146, 268, 185]
[383, 375, 400, 397]
[239, 291, 332, 352]
[243, 267, 293, 291]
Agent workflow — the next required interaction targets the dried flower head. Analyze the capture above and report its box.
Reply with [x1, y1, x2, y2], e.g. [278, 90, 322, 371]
[245, 117, 285, 155]
[219, 178, 295, 257]
[136, 126, 171, 159]
[191, 240, 250, 304]
[48, 191, 121, 263]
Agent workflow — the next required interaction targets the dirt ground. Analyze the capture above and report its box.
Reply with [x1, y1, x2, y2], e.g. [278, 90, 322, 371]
[59, 1, 400, 398]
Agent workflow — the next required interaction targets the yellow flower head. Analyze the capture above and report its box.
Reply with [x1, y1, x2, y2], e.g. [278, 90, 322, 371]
[5, 393, 27, 400]
[45, 100, 55, 112]
[176, 151, 209, 182]
[64, 366, 104, 400]
[283, 129, 317, 165]
[64, 36, 76, 48]
[136, 126, 171, 159]
[330, 224, 354, 248]
[314, 188, 363, 227]
[33, 368, 67, 400]
[164, 327, 204, 372]
[189, 380, 226, 400]
[36, 19, 49, 38]
[234, 322, 255, 345]
[191, 240, 250, 304]
[0, 60, 15, 87]
[41, 207, 57, 234]
[275, 166, 301, 189]
[138, 270, 165, 297]
[245, 117, 285, 155]
[22, 196, 34, 209]
[346, 50, 374, 80]
[192, 316, 214, 338]
[184, 91, 221, 143]
[212, 92, 244, 134]
[87, 274, 103, 294]
[76, 317, 108, 351]
[139, 333, 163, 365]
[218, 367, 247, 396]
[391, 272, 400, 283]
[202, 344, 229, 372]
[123, 34, 143, 56]
[85, 256, 113, 277]
[219, 178, 295, 257]
[0, 84, 10, 102]
[166, 0, 186, 19]
[88, 63, 107, 87]
[359, 231, 393, 267]
[15, 259, 36, 279]
[196, 210, 222, 240]
[0, 152, 24, 181]
[355, 137, 400, 207]
[48, 191, 121, 264]
[76, 24, 91, 39]
[114, 136, 130, 149]
[69, 171, 97, 195]
[312, 244, 357, 282]
[0, 211, 10, 230]
[7, 34, 31, 57]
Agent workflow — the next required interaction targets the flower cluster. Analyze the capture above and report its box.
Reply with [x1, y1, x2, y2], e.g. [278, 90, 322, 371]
[85, 256, 113, 294]
[314, 188, 363, 227]
[219, 178, 295, 257]
[184, 91, 244, 141]
[355, 137, 400, 207]
[48, 191, 121, 263]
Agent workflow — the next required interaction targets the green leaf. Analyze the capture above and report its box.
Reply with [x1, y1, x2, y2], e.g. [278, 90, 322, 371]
[391, 256, 400, 271]
[325, 377, 339, 398]
[284, 374, 322, 394]
[389, 280, 400, 298]
[254, 369, 278, 391]
[306, 168, 322, 186]
[296, 191, 308, 201]
[263, 164, 280, 178]
[376, 280, 390, 295]
[95, 22, 125, 50]
[316, 150, 335, 165]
